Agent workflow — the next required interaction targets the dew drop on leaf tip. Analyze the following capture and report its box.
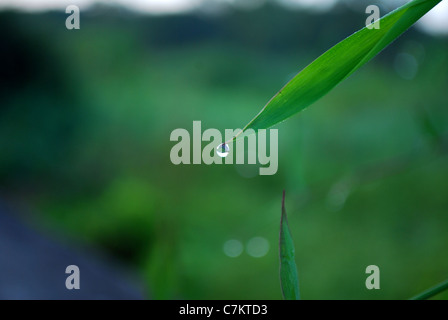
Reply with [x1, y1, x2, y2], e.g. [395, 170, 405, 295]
[216, 143, 229, 158]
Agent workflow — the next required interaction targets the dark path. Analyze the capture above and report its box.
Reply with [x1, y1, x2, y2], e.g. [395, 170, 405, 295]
[0, 201, 144, 300]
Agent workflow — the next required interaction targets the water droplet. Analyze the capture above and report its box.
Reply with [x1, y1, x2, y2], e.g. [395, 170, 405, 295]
[216, 143, 229, 158]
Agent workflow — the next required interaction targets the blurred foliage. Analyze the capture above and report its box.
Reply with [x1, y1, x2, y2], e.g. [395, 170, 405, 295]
[0, 2, 447, 299]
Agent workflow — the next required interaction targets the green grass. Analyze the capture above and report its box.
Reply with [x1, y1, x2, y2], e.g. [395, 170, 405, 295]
[234, 0, 442, 138]
[411, 279, 448, 300]
[280, 191, 300, 300]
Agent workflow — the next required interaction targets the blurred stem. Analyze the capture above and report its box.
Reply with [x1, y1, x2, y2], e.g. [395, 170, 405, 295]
[410, 279, 448, 300]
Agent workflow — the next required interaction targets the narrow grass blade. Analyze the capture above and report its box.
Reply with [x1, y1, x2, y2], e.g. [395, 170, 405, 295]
[410, 279, 448, 300]
[234, 0, 441, 138]
[280, 190, 300, 300]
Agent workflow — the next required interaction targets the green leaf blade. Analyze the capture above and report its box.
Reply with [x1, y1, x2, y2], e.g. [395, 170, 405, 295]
[410, 278, 448, 300]
[280, 190, 300, 300]
[241, 0, 442, 133]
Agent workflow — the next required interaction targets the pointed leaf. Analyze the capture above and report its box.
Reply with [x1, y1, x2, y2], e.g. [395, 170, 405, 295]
[238, 0, 442, 135]
[280, 191, 300, 300]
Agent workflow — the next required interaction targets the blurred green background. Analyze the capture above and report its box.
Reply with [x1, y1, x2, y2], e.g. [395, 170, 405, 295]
[1, 0, 448, 299]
